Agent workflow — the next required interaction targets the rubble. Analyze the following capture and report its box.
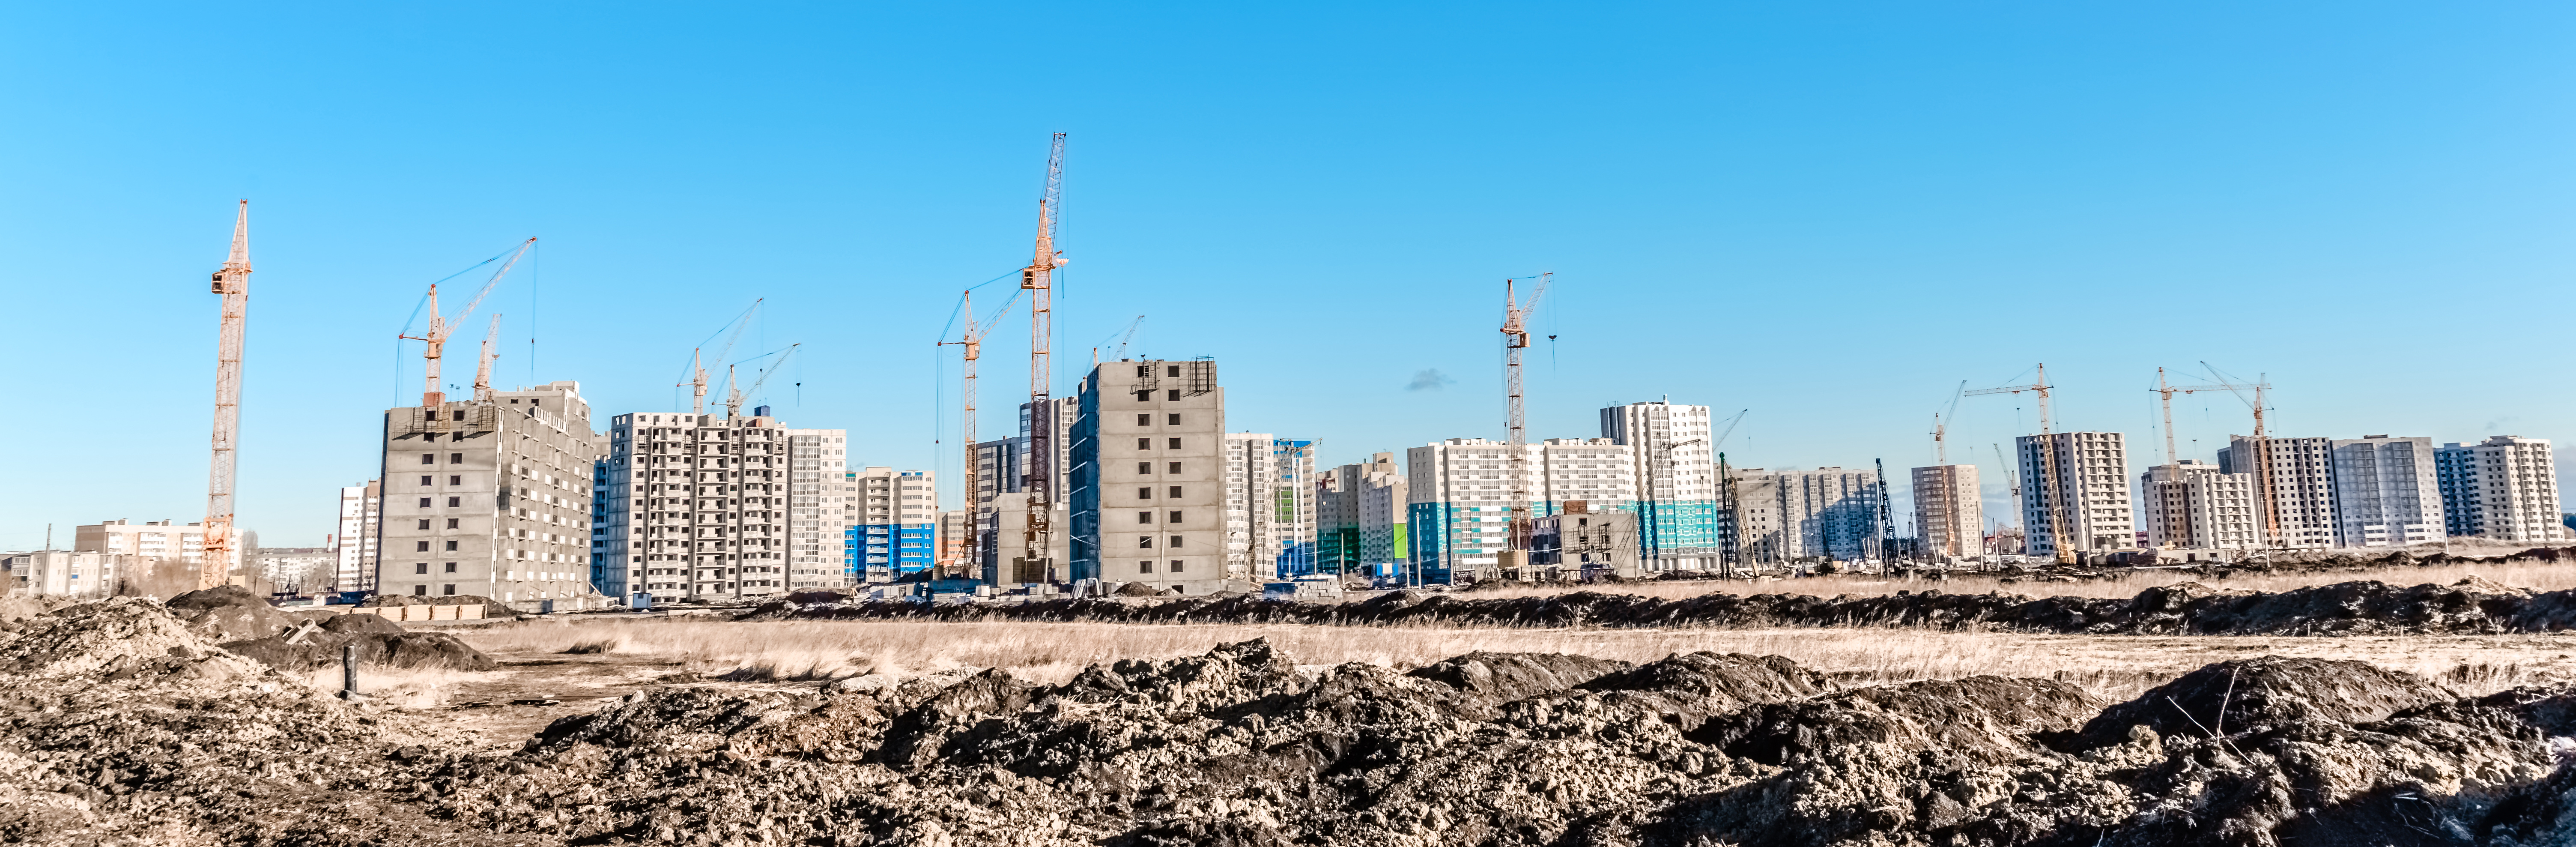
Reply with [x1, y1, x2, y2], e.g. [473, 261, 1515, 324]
[164, 584, 496, 673]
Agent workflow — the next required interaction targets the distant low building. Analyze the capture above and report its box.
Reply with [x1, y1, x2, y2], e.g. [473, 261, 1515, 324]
[2, 551, 117, 597]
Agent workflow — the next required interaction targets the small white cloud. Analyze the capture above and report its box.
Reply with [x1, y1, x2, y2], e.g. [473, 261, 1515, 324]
[1406, 369, 1454, 392]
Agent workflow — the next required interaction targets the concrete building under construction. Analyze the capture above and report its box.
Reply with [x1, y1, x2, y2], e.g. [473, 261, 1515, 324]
[2139, 460, 2257, 551]
[376, 381, 603, 605]
[2017, 431, 2134, 556]
[1908, 464, 1981, 562]
[1069, 358, 1236, 593]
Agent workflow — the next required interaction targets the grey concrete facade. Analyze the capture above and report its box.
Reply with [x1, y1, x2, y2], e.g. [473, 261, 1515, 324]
[377, 381, 601, 606]
[1071, 359, 1237, 594]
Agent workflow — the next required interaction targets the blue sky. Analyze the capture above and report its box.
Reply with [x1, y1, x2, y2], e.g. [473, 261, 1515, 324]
[5, 3, 2573, 548]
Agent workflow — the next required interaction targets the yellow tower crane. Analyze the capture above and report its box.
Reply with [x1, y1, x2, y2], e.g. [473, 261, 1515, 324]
[1966, 365, 2076, 565]
[1018, 133, 1068, 585]
[200, 201, 251, 589]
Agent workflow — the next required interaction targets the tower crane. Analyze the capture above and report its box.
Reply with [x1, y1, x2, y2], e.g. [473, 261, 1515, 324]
[401, 238, 534, 407]
[473, 314, 503, 402]
[938, 287, 1021, 578]
[1099, 314, 1144, 365]
[1498, 272, 1550, 580]
[200, 201, 251, 589]
[1713, 408, 1749, 449]
[1019, 133, 1068, 585]
[2197, 363, 2279, 549]
[1993, 442, 2020, 558]
[723, 344, 801, 418]
[1931, 380, 1967, 464]
[1966, 365, 2075, 565]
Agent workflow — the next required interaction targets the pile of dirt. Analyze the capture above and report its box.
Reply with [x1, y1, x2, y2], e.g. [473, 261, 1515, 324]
[0, 597, 433, 845]
[743, 576, 2576, 637]
[163, 585, 495, 673]
[370, 639, 2576, 846]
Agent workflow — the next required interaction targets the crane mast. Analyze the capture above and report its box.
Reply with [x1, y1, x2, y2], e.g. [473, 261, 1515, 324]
[200, 201, 251, 589]
[1498, 273, 1548, 579]
[1966, 364, 2073, 565]
[1019, 133, 1066, 584]
[2197, 363, 2279, 549]
[473, 314, 502, 402]
[940, 290, 1018, 579]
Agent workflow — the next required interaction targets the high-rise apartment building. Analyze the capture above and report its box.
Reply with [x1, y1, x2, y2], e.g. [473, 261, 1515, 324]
[2328, 436, 2443, 548]
[1728, 468, 1883, 563]
[589, 405, 790, 603]
[1601, 401, 1719, 564]
[2436, 436, 2565, 542]
[1070, 358, 1233, 593]
[1405, 437, 1643, 581]
[255, 547, 334, 595]
[1268, 439, 1319, 575]
[2138, 460, 2257, 551]
[334, 482, 381, 593]
[2016, 431, 2133, 556]
[935, 510, 970, 573]
[782, 429, 854, 588]
[1222, 432, 1276, 576]
[377, 381, 602, 605]
[851, 467, 939, 580]
[2218, 436, 2337, 549]
[1909, 464, 1981, 561]
[1318, 453, 1405, 576]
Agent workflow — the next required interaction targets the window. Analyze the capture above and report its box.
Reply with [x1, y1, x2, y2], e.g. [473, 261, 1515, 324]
[444, 540, 458, 551]
[1136, 365, 1150, 377]
[1167, 365, 1180, 377]
[418, 497, 433, 508]
[443, 584, 457, 596]
[449, 475, 463, 485]
[1168, 511, 1183, 524]
[419, 475, 434, 486]
[1170, 560, 1185, 573]
[1167, 389, 1180, 401]
[1167, 413, 1181, 425]
[446, 518, 459, 529]
[1137, 535, 1154, 549]
[1168, 486, 1182, 498]
[1168, 461, 1182, 473]
[1138, 462, 1152, 474]
[421, 453, 435, 465]
[413, 585, 427, 596]
[445, 563, 457, 573]
[417, 519, 431, 530]
[1139, 487, 1153, 499]
[415, 563, 429, 574]
[448, 496, 462, 507]
[1137, 438, 1152, 449]
[451, 453, 464, 464]
[415, 541, 430, 552]
[1167, 437, 1181, 449]
[1168, 535, 1183, 548]
[1136, 413, 1151, 425]
[1140, 561, 1154, 573]
[1139, 511, 1154, 524]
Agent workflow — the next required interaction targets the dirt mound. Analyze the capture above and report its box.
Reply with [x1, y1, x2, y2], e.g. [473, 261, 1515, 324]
[165, 584, 299, 641]
[0, 597, 429, 845]
[2077, 656, 2456, 748]
[212, 608, 496, 673]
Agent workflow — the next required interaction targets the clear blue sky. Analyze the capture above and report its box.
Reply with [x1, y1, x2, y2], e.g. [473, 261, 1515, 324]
[6, 3, 2573, 549]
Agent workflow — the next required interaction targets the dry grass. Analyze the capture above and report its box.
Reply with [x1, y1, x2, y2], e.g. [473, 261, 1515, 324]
[1463, 560, 2576, 603]
[454, 617, 2576, 702]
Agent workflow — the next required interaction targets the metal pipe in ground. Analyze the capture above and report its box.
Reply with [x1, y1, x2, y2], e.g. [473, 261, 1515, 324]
[340, 643, 358, 699]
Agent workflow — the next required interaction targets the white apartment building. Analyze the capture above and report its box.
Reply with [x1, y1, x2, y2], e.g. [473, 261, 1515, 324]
[334, 481, 381, 593]
[2220, 436, 2337, 550]
[1, 551, 116, 598]
[2436, 436, 2565, 542]
[1221, 432, 1278, 576]
[377, 382, 603, 606]
[784, 429, 853, 588]
[2139, 460, 2257, 551]
[1404, 437, 1644, 579]
[587, 404, 789, 604]
[1909, 464, 1981, 561]
[1319, 453, 1410, 577]
[1600, 401, 1719, 557]
[1729, 468, 1883, 563]
[2017, 431, 2133, 556]
[255, 547, 334, 595]
[853, 467, 939, 580]
[1072, 359, 1233, 593]
[78, 519, 209, 569]
[2328, 436, 2444, 548]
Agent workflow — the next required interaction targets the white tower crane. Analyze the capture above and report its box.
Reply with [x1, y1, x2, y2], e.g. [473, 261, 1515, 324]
[200, 201, 251, 589]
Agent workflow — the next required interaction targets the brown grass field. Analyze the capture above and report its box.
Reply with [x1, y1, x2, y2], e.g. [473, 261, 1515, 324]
[1466, 558, 2576, 602]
